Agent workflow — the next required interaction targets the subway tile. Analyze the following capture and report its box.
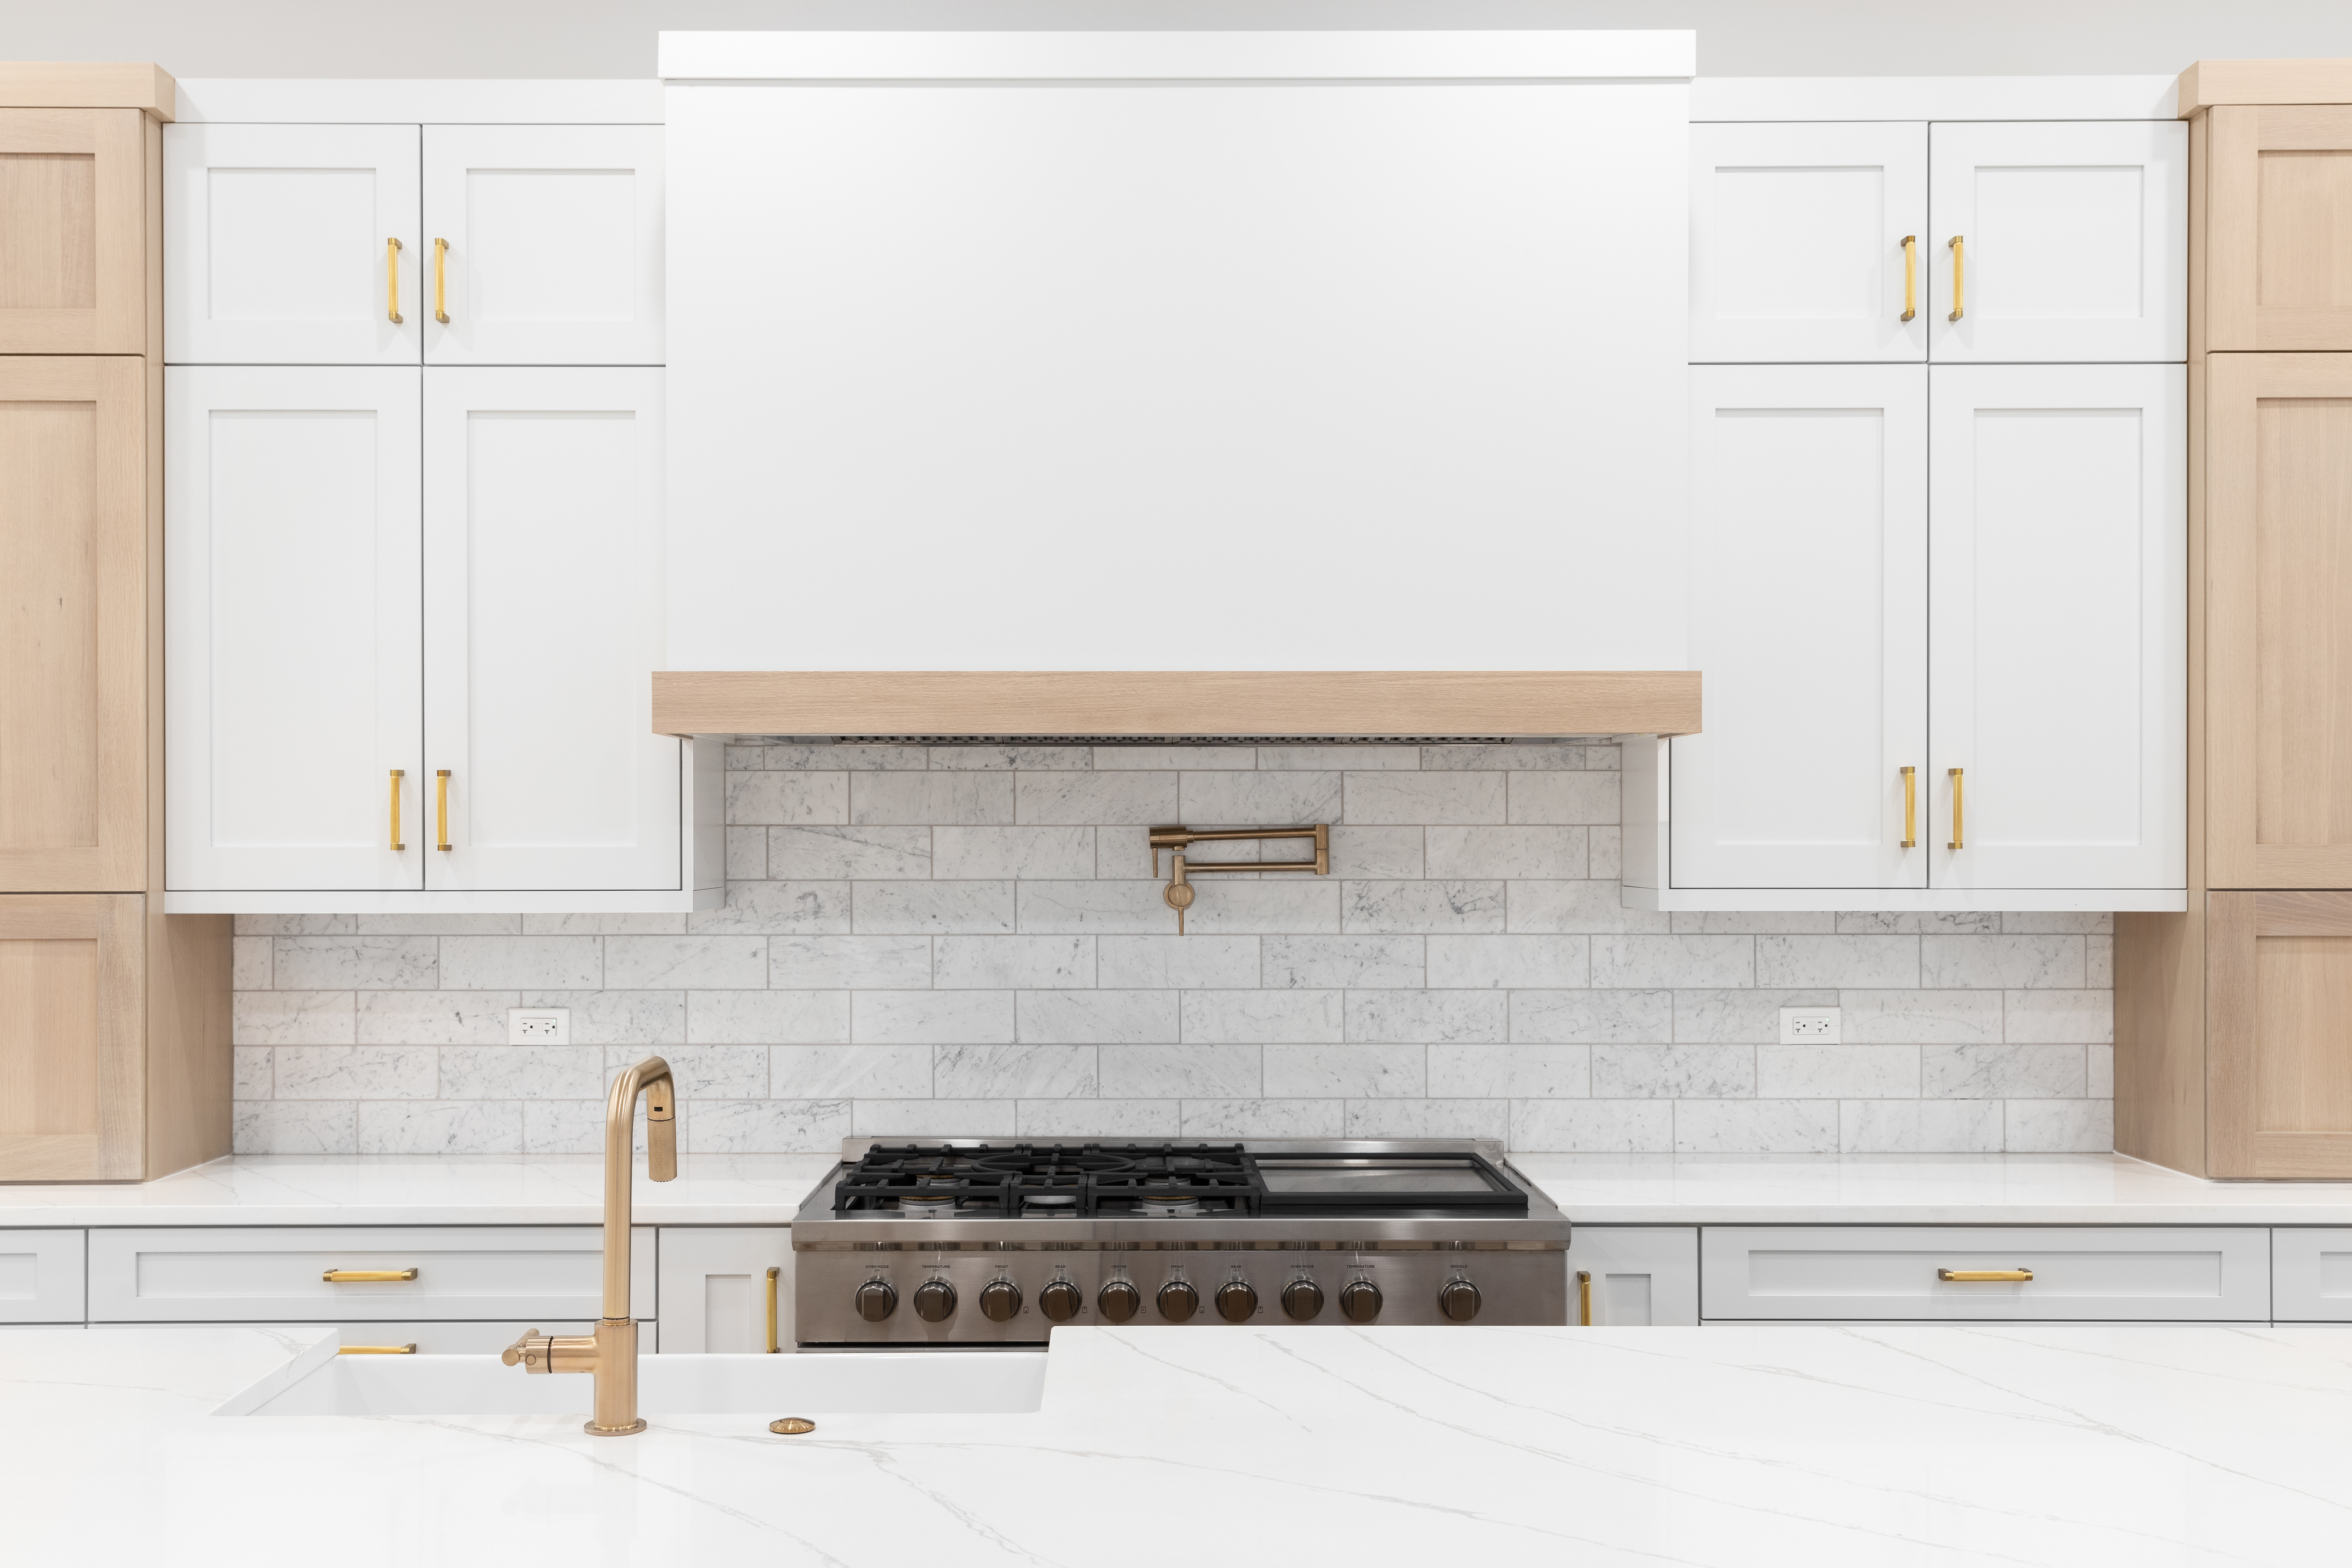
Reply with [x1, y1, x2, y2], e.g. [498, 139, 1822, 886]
[520, 913, 686, 935]
[1346, 1099, 1508, 1140]
[630, 1045, 770, 1099]
[853, 1099, 1017, 1139]
[1671, 989, 1837, 1044]
[770, 1045, 932, 1099]
[1018, 880, 1177, 934]
[1675, 1099, 1838, 1154]
[856, 882, 1014, 935]
[1098, 1044, 1262, 1099]
[1347, 990, 1507, 1044]
[1014, 771, 1175, 826]
[1018, 989, 1180, 1044]
[1755, 935, 1919, 989]
[439, 935, 603, 990]
[1923, 1044, 2087, 1099]
[234, 991, 355, 1046]
[1182, 989, 1343, 1044]
[1588, 827, 1622, 881]
[1347, 771, 1504, 825]
[763, 744, 924, 771]
[1095, 745, 1255, 770]
[1920, 935, 2086, 989]
[1507, 881, 1672, 934]
[2005, 1098, 2114, 1153]
[1264, 1043, 1425, 1097]
[935, 1043, 1097, 1099]
[235, 1100, 357, 1155]
[1757, 1044, 1920, 1099]
[1263, 935, 1425, 989]
[1342, 880, 1505, 934]
[726, 743, 764, 771]
[689, 881, 851, 935]
[274, 1045, 437, 1100]
[689, 1098, 856, 1153]
[1672, 911, 1835, 935]
[273, 937, 439, 991]
[1511, 989, 1673, 1044]
[233, 1045, 272, 1099]
[356, 1100, 523, 1155]
[2088, 1043, 2114, 1098]
[232, 935, 271, 990]
[1509, 1099, 1673, 1153]
[1018, 1099, 1181, 1138]
[1180, 771, 1342, 826]
[348, 914, 520, 936]
[1592, 1044, 1754, 1099]
[936, 935, 1094, 990]
[770, 935, 933, 990]
[852, 990, 1016, 1045]
[1180, 1099, 1345, 1139]
[1095, 935, 1261, 989]
[604, 935, 768, 990]
[1836, 990, 2003, 1045]
[439, 1045, 605, 1100]
[725, 826, 767, 880]
[690, 990, 853, 1045]
[2002, 989, 2114, 1044]
[2086, 936, 2113, 988]
[1506, 772, 1619, 825]
[1257, 744, 1417, 771]
[1421, 743, 1585, 771]
[2002, 912, 2114, 935]
[933, 826, 1095, 880]
[1835, 911, 2000, 935]
[1582, 746, 1622, 771]
[1185, 881, 1344, 935]
[849, 771, 1012, 826]
[1328, 825, 1424, 880]
[235, 914, 355, 935]
[929, 744, 1093, 771]
[355, 991, 518, 1046]
[768, 824, 933, 880]
[1593, 934, 1753, 989]
[1425, 825, 1586, 880]
[1426, 935, 1589, 989]
[1428, 1044, 1589, 1099]
[521, 1101, 608, 1155]
[524, 990, 686, 1045]
[1840, 1099, 2003, 1154]
[726, 771, 848, 825]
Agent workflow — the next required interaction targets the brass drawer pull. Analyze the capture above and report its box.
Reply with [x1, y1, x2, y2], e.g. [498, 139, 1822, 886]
[1946, 234, 1965, 321]
[389, 768, 405, 851]
[767, 1265, 781, 1354]
[1937, 1268, 2032, 1283]
[1576, 1269, 1592, 1326]
[436, 769, 452, 851]
[323, 1268, 419, 1283]
[433, 236, 450, 324]
[339, 1343, 418, 1355]
[1900, 234, 1917, 322]
[1900, 765, 1916, 848]
[386, 236, 404, 324]
[1947, 767, 1965, 850]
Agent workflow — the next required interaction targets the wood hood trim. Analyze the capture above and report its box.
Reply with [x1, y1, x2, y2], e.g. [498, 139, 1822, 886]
[652, 670, 1701, 738]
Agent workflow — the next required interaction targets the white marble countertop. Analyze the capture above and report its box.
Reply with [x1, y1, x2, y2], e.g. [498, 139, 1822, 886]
[9, 1320, 2352, 1564]
[6, 1150, 2352, 1229]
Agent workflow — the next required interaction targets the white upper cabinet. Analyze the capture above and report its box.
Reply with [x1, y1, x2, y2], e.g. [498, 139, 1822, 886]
[1689, 122, 1927, 363]
[422, 369, 676, 892]
[166, 367, 423, 892]
[1927, 121, 2187, 363]
[1673, 365, 1927, 889]
[421, 126, 664, 365]
[164, 125, 422, 365]
[1927, 364, 2186, 891]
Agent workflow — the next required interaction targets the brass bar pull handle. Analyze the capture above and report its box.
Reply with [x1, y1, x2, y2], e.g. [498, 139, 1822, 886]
[389, 769, 405, 851]
[1946, 235, 1965, 321]
[1938, 1268, 2032, 1283]
[386, 236, 403, 323]
[1900, 235, 1917, 321]
[436, 769, 452, 851]
[339, 1343, 419, 1355]
[1576, 1269, 1593, 1327]
[767, 1266, 781, 1354]
[433, 237, 450, 323]
[1900, 765, 1916, 849]
[323, 1268, 419, 1283]
[1947, 767, 1965, 850]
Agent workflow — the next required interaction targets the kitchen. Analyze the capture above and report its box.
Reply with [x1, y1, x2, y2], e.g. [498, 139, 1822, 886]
[4, 1, 2352, 1560]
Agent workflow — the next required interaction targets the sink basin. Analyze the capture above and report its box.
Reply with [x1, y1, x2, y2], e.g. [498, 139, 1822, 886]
[242, 1349, 1047, 1419]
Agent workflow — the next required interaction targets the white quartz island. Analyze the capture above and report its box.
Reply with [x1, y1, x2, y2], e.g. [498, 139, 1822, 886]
[6, 1320, 2348, 1565]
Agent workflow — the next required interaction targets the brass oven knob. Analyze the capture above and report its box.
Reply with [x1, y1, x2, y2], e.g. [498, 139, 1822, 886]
[1157, 1279, 1199, 1322]
[912, 1278, 958, 1323]
[1038, 1279, 1084, 1322]
[1281, 1279, 1324, 1320]
[1097, 1279, 1141, 1323]
[978, 1278, 1022, 1323]
[1438, 1278, 1482, 1322]
[1339, 1279, 1382, 1323]
[1215, 1279, 1258, 1322]
[854, 1279, 898, 1322]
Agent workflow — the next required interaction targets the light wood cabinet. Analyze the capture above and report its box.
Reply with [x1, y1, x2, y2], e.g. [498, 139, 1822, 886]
[2208, 892, 2352, 1177]
[0, 108, 151, 355]
[2201, 106, 2352, 351]
[0, 896, 141, 1180]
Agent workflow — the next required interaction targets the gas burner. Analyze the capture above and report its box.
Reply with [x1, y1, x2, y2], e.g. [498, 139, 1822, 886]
[1137, 1198, 1204, 1218]
[894, 1194, 956, 1218]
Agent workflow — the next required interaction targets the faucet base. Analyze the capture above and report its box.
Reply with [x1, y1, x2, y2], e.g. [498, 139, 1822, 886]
[584, 1418, 649, 1437]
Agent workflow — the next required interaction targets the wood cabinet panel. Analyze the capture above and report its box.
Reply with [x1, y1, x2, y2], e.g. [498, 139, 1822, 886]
[0, 356, 145, 893]
[2207, 106, 2352, 350]
[0, 895, 142, 1181]
[2210, 891, 2352, 1176]
[0, 109, 146, 354]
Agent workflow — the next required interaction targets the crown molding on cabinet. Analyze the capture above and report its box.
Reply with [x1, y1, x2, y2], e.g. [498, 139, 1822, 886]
[2177, 58, 2352, 116]
[0, 62, 173, 119]
[1691, 74, 2177, 122]
[170, 78, 661, 123]
[650, 671, 1702, 741]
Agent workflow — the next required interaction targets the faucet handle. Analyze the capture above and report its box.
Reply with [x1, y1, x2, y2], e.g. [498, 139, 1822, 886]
[501, 1329, 554, 1371]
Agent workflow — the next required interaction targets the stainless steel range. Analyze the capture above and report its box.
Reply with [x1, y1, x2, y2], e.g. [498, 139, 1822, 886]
[791, 1138, 1571, 1346]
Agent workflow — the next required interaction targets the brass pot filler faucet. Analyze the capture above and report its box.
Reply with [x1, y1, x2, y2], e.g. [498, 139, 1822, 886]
[1151, 823, 1330, 934]
[502, 1055, 676, 1435]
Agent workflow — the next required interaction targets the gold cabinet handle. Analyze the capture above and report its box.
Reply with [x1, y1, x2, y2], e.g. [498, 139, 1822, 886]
[389, 768, 405, 851]
[436, 769, 452, 851]
[767, 1265, 781, 1354]
[1938, 1268, 2031, 1283]
[324, 1268, 419, 1283]
[386, 236, 403, 324]
[339, 1343, 418, 1355]
[1900, 235, 1917, 321]
[1900, 765, 1917, 848]
[1946, 235, 1965, 321]
[1947, 767, 1965, 850]
[1576, 1269, 1592, 1327]
[433, 237, 450, 324]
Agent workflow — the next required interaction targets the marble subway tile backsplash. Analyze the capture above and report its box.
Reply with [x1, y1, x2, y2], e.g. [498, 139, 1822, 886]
[231, 743, 2116, 1156]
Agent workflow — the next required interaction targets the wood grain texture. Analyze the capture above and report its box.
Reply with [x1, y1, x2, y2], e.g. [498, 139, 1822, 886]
[0, 109, 146, 354]
[0, 63, 172, 119]
[2180, 59, 2352, 118]
[143, 910, 231, 1177]
[652, 670, 1703, 739]
[2115, 908, 2207, 1175]
[2209, 890, 2352, 1176]
[0, 356, 145, 891]
[0, 894, 142, 1181]
[2203, 106, 2352, 351]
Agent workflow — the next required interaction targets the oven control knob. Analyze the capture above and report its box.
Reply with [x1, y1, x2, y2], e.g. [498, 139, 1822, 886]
[1157, 1280, 1200, 1323]
[1438, 1278, 1482, 1322]
[912, 1278, 958, 1323]
[1038, 1279, 1084, 1323]
[1215, 1280, 1258, 1323]
[1339, 1279, 1383, 1323]
[1098, 1279, 1141, 1323]
[1281, 1279, 1325, 1320]
[978, 1278, 1022, 1323]
[854, 1279, 898, 1322]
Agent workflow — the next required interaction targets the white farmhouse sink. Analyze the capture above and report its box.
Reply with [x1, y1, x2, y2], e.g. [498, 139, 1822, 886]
[242, 1349, 1047, 1419]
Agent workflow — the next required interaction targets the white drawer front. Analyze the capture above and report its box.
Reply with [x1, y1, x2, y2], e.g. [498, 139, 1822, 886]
[0, 1230, 86, 1323]
[2271, 1229, 2352, 1322]
[87, 1227, 654, 1323]
[1700, 1226, 2271, 1322]
[1566, 1226, 1698, 1327]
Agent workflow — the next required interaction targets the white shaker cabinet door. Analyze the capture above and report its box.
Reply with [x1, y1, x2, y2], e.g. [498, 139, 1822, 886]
[1672, 365, 1927, 890]
[1927, 364, 2186, 892]
[422, 367, 677, 892]
[656, 1228, 793, 1353]
[1690, 121, 1927, 363]
[1927, 121, 2187, 363]
[163, 123, 422, 365]
[422, 125, 664, 366]
[166, 367, 423, 892]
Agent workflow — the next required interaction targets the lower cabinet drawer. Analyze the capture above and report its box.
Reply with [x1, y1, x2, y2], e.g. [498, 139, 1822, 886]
[2271, 1229, 2352, 1321]
[0, 1229, 86, 1323]
[1699, 1226, 2271, 1322]
[1565, 1226, 1698, 1327]
[86, 1226, 654, 1323]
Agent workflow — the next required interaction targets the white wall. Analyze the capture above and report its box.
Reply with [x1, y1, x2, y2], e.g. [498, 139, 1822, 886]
[8, 0, 2352, 79]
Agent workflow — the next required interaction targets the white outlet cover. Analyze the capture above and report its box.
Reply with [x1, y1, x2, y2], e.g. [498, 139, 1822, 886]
[507, 1007, 571, 1045]
[1778, 1007, 1841, 1045]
